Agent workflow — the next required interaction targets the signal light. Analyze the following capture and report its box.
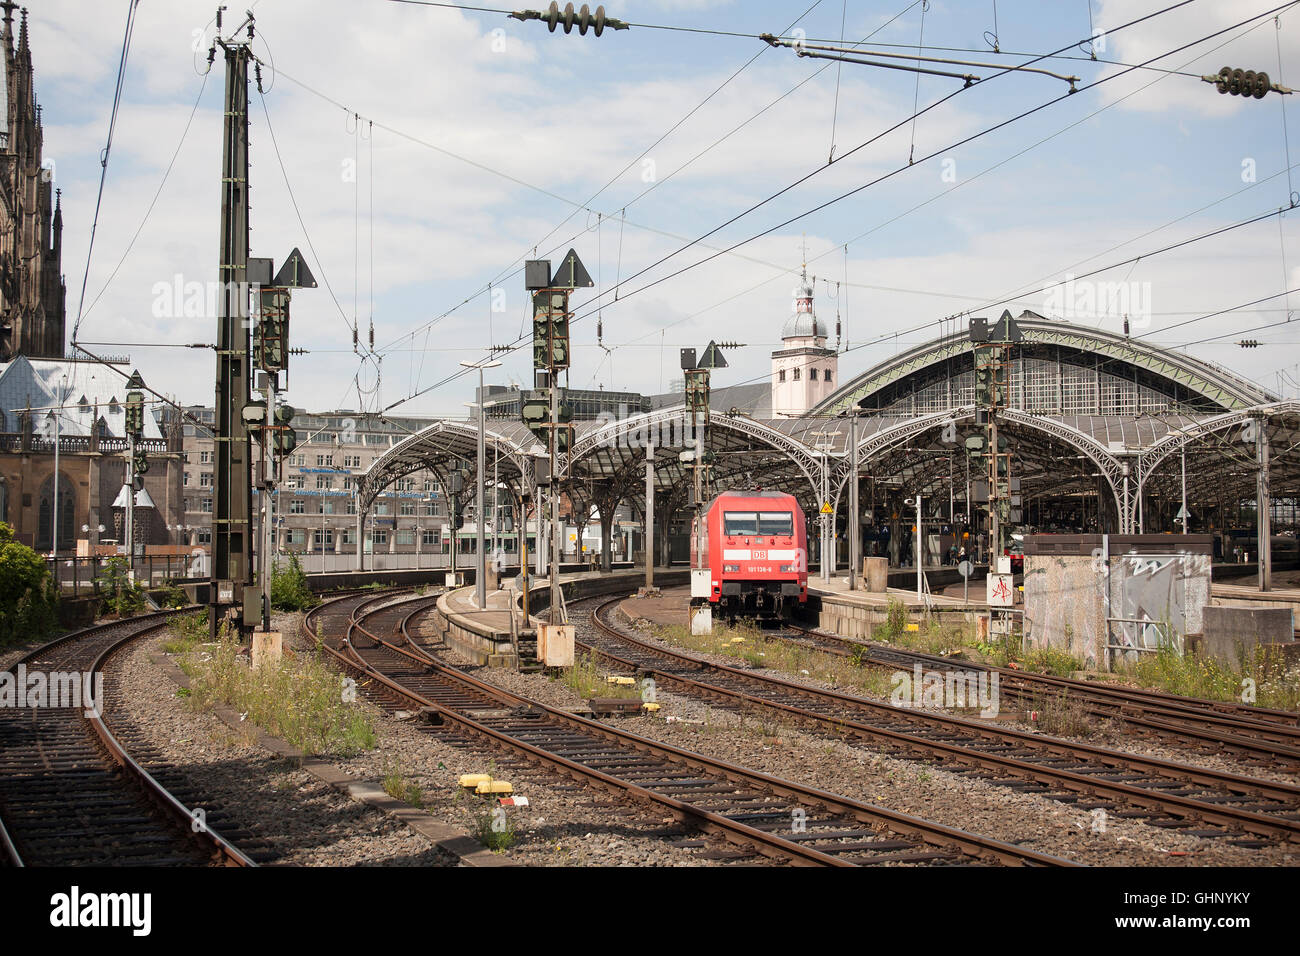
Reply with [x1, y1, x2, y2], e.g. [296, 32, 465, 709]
[271, 404, 297, 456]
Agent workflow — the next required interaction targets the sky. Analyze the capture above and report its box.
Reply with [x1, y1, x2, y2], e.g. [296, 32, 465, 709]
[27, 0, 1300, 420]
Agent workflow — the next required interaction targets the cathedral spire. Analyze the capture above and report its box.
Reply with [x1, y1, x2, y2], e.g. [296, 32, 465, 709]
[18, 6, 27, 53]
[0, 1, 14, 49]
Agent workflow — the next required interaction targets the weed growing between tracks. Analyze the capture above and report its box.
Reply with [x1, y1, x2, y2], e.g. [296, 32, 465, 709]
[559, 653, 642, 700]
[382, 758, 425, 808]
[169, 623, 377, 757]
[1119, 644, 1300, 712]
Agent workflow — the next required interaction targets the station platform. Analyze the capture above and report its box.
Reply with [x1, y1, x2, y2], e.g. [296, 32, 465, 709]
[809, 575, 990, 640]
[1210, 580, 1300, 619]
[432, 568, 689, 665]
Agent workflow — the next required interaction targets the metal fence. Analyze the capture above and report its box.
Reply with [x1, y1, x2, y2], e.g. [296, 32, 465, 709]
[45, 554, 206, 598]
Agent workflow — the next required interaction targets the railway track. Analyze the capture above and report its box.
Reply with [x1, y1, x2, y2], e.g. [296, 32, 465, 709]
[776, 619, 1300, 769]
[582, 597, 1300, 848]
[306, 590, 1073, 866]
[0, 611, 254, 867]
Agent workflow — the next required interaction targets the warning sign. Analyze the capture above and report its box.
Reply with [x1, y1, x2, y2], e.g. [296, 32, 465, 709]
[986, 574, 1015, 607]
[820, 501, 833, 514]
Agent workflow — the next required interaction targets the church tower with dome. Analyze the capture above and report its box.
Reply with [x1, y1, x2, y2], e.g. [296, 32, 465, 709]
[770, 265, 837, 416]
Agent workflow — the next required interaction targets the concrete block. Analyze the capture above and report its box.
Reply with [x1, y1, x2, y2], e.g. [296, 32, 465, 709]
[252, 631, 281, 669]
[538, 623, 575, 668]
[861, 557, 888, 592]
[1200, 605, 1295, 667]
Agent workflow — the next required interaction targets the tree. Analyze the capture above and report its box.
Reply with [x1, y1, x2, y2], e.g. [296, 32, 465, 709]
[0, 522, 59, 643]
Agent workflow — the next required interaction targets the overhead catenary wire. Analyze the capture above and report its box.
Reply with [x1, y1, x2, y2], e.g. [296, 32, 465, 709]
[77, 70, 210, 325]
[379, 0, 1235, 415]
[71, 0, 141, 345]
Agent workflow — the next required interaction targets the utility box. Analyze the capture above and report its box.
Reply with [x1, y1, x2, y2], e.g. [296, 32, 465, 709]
[690, 604, 713, 635]
[445, 571, 464, 588]
[1022, 535, 1213, 670]
[538, 623, 575, 667]
[690, 568, 711, 599]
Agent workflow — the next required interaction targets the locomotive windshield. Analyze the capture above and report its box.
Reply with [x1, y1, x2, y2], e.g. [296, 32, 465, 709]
[723, 512, 758, 535]
[757, 512, 794, 536]
[723, 511, 793, 536]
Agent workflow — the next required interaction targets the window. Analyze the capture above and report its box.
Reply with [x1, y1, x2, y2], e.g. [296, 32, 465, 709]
[792, 368, 801, 381]
[314, 529, 334, 549]
[396, 530, 415, 546]
[342, 529, 355, 545]
[290, 499, 306, 514]
[200, 497, 213, 513]
[197, 529, 212, 544]
[321, 501, 334, 515]
[291, 454, 306, 467]
[400, 501, 415, 516]
[199, 473, 213, 488]
[757, 512, 794, 536]
[346, 500, 357, 515]
[199, 450, 212, 464]
[372, 529, 388, 545]
[344, 455, 362, 468]
[287, 529, 307, 546]
[364, 433, 389, 446]
[824, 369, 832, 382]
[286, 475, 303, 489]
[723, 512, 758, 536]
[317, 455, 334, 467]
[778, 370, 786, 383]
[422, 529, 439, 547]
[183, 472, 190, 486]
[316, 476, 332, 490]
[375, 503, 390, 516]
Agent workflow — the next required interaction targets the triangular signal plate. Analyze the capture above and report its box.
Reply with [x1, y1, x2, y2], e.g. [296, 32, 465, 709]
[699, 340, 729, 369]
[551, 248, 593, 289]
[273, 248, 317, 289]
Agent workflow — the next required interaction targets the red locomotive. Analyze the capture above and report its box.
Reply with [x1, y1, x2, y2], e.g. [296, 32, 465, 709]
[691, 490, 808, 616]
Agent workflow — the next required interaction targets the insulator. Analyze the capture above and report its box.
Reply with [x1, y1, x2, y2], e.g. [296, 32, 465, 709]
[1254, 70, 1270, 98]
[544, 1, 560, 31]
[596, 315, 603, 344]
[1230, 68, 1244, 95]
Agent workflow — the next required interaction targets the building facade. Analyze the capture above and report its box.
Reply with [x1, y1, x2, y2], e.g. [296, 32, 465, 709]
[180, 409, 508, 567]
[0, 355, 184, 553]
[0, 4, 65, 363]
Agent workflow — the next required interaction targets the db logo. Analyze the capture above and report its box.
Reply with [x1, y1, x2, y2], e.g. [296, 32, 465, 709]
[752, 550, 767, 560]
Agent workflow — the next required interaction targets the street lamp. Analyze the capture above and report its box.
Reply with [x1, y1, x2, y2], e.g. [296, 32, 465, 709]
[460, 359, 502, 609]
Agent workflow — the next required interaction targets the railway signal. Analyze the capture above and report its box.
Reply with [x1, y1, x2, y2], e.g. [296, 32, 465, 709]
[523, 249, 593, 628]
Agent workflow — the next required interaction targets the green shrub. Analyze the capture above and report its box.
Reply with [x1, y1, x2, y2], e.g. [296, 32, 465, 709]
[0, 522, 59, 645]
[94, 556, 146, 617]
[270, 552, 319, 611]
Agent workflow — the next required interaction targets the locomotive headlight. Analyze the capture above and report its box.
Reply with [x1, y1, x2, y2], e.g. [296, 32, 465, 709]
[722, 564, 740, 573]
[779, 564, 795, 572]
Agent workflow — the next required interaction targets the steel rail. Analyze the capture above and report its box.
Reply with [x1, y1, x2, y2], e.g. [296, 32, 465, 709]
[304, 592, 1075, 867]
[584, 599, 1300, 845]
[0, 609, 255, 867]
